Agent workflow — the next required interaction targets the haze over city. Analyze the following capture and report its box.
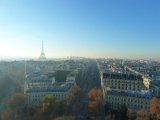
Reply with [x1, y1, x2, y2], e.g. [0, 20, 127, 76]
[0, 0, 160, 60]
[1, 1, 160, 120]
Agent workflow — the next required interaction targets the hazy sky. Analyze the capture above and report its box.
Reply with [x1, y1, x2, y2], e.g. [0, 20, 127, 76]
[0, 0, 160, 59]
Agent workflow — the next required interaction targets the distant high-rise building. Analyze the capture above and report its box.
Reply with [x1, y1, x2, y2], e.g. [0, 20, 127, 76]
[39, 41, 46, 60]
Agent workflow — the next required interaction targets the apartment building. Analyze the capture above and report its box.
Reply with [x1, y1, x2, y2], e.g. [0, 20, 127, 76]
[150, 80, 160, 97]
[106, 90, 153, 111]
[101, 72, 154, 111]
[24, 71, 76, 106]
[102, 73, 144, 91]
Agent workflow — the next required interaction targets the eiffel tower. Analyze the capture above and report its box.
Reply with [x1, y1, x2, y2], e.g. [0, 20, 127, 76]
[39, 41, 46, 60]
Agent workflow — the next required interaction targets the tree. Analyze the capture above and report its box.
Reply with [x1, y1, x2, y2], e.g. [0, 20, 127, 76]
[53, 101, 67, 116]
[88, 88, 103, 116]
[127, 109, 136, 120]
[54, 116, 74, 120]
[42, 94, 55, 104]
[67, 83, 83, 115]
[118, 105, 128, 120]
[104, 102, 112, 114]
[0, 74, 23, 114]
[42, 94, 56, 113]
[1, 93, 25, 120]
[105, 113, 115, 120]
[88, 88, 103, 102]
[68, 83, 83, 103]
[136, 109, 150, 120]
[150, 97, 160, 119]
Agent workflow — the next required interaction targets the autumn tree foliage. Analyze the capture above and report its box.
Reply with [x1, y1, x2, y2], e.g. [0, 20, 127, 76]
[68, 83, 83, 103]
[88, 88, 103, 102]
[1, 92, 68, 120]
[1, 93, 25, 120]
[136, 109, 150, 120]
[88, 88, 103, 115]
[67, 83, 83, 115]
[150, 97, 160, 119]
[127, 109, 136, 120]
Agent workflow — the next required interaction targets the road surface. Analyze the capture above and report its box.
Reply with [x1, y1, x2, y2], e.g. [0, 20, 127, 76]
[75, 59, 102, 120]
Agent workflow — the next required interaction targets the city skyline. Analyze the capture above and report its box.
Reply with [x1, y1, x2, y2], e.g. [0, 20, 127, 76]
[0, 0, 160, 60]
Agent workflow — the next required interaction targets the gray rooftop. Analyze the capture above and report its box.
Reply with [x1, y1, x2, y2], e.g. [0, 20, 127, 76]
[107, 90, 153, 99]
[25, 83, 73, 93]
[150, 80, 160, 87]
[103, 72, 143, 81]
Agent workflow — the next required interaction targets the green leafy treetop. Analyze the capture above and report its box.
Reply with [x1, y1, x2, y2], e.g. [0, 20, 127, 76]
[42, 94, 56, 112]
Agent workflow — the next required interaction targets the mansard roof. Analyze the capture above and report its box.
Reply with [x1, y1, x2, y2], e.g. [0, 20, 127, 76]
[103, 72, 143, 81]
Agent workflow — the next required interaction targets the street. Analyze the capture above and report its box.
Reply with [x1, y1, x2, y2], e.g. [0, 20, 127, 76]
[75, 59, 102, 120]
